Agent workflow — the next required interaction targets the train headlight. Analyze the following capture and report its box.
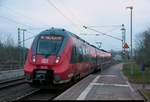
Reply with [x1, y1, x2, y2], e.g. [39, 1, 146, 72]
[54, 56, 61, 64]
[32, 56, 36, 63]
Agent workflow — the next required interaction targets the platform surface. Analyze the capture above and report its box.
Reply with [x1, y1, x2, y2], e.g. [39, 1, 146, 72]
[0, 69, 24, 81]
[54, 64, 144, 100]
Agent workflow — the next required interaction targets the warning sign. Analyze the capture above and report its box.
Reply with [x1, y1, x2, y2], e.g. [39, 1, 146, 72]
[123, 43, 129, 48]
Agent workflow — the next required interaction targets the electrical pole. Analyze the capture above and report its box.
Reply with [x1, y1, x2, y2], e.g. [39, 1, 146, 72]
[22, 29, 26, 65]
[18, 28, 21, 68]
[126, 6, 133, 75]
[18, 28, 21, 48]
[121, 24, 126, 53]
[18, 28, 27, 67]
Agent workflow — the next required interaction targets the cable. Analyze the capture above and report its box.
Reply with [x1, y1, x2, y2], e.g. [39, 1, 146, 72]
[105, 27, 121, 33]
[20, 35, 36, 43]
[27, 26, 50, 30]
[0, 6, 53, 30]
[83, 26, 123, 41]
[45, 0, 82, 32]
[87, 25, 122, 28]
[20, 31, 37, 43]
[80, 33, 103, 36]
[2, 5, 66, 30]
[0, 15, 33, 28]
[1, 6, 44, 25]
[0, 15, 50, 30]
[57, 0, 84, 26]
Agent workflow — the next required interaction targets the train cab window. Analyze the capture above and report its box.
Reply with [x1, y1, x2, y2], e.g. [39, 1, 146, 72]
[37, 35, 63, 56]
[31, 36, 39, 55]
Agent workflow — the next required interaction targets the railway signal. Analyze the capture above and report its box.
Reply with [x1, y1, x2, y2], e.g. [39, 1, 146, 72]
[123, 43, 129, 49]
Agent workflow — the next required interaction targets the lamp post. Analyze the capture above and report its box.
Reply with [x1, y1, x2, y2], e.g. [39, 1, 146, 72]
[126, 6, 133, 75]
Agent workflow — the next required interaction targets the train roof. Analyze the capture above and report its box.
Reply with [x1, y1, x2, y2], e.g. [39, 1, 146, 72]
[39, 27, 68, 37]
[38, 27, 110, 53]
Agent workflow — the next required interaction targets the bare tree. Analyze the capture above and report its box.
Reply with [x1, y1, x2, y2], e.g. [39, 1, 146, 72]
[135, 28, 150, 67]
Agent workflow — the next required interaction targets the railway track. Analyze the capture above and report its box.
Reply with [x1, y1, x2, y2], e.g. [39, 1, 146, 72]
[15, 89, 61, 101]
[0, 69, 101, 101]
[0, 71, 97, 101]
[0, 76, 38, 102]
[0, 74, 79, 101]
[14, 81, 77, 101]
[0, 76, 25, 90]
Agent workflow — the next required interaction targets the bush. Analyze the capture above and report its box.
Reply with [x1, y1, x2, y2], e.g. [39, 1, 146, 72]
[0, 34, 28, 70]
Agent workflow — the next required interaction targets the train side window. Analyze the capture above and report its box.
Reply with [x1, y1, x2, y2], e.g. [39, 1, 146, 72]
[78, 47, 84, 62]
[71, 46, 77, 63]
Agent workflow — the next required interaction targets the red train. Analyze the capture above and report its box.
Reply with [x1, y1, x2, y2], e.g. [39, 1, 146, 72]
[24, 28, 112, 88]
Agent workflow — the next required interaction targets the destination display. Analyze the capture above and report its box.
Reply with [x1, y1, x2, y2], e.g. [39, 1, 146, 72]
[40, 35, 63, 40]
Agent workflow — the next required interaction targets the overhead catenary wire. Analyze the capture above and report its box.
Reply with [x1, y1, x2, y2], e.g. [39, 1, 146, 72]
[53, 0, 122, 35]
[87, 25, 122, 28]
[45, 0, 82, 32]
[20, 30, 37, 43]
[0, 15, 51, 31]
[1, 6, 45, 25]
[80, 33, 122, 36]
[105, 27, 122, 33]
[57, 0, 84, 26]
[83, 26, 123, 41]
[20, 35, 36, 43]
[0, 6, 54, 31]
[0, 15, 33, 28]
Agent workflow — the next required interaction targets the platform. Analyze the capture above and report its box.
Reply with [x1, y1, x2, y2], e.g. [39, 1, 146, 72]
[54, 64, 144, 100]
[0, 69, 24, 81]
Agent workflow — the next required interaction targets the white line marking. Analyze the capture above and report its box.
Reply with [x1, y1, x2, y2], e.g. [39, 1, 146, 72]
[76, 75, 100, 100]
[76, 84, 93, 100]
[92, 75, 101, 83]
[121, 71, 134, 92]
[91, 83, 129, 87]
[77, 74, 134, 100]
[126, 81, 134, 92]
[100, 75, 116, 77]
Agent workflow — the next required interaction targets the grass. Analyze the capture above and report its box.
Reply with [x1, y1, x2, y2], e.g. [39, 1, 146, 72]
[123, 62, 150, 100]
[141, 89, 150, 100]
[123, 63, 150, 84]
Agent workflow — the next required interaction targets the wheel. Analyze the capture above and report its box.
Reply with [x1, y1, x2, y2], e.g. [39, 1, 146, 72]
[72, 74, 80, 83]
[93, 66, 101, 73]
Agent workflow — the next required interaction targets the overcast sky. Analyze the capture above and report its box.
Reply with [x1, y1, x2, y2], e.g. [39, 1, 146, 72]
[0, 0, 150, 51]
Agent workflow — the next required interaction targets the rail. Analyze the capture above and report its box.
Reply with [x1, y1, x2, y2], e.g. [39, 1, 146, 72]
[0, 76, 25, 90]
